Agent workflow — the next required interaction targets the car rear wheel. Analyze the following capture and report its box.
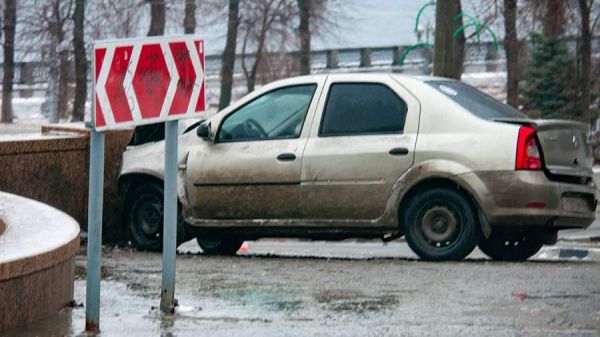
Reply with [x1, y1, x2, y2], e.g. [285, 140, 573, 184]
[196, 237, 244, 255]
[124, 182, 185, 251]
[478, 230, 543, 261]
[403, 188, 478, 261]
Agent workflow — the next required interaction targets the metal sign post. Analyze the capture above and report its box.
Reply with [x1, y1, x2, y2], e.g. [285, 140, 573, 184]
[85, 126, 104, 332]
[86, 35, 205, 329]
[160, 119, 179, 312]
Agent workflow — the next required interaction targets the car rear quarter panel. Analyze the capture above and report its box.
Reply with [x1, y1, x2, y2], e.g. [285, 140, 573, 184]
[396, 77, 520, 172]
[383, 77, 522, 226]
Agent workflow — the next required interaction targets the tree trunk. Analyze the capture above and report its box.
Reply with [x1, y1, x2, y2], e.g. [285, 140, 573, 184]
[219, 0, 240, 110]
[246, 29, 266, 93]
[543, 0, 566, 37]
[55, 0, 68, 119]
[72, 0, 87, 122]
[147, 0, 165, 36]
[578, 0, 591, 123]
[46, 48, 60, 123]
[46, 1, 61, 124]
[184, 0, 196, 34]
[504, 0, 519, 108]
[1, 0, 16, 123]
[433, 0, 465, 79]
[297, 0, 311, 75]
[58, 51, 70, 119]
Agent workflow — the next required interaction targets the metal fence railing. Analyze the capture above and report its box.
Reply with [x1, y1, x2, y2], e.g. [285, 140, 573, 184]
[1, 38, 598, 99]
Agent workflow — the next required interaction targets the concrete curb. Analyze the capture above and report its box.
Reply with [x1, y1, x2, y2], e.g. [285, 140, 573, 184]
[537, 245, 600, 261]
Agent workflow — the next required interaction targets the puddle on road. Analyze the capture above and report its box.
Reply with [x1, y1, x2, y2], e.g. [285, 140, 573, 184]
[214, 283, 306, 314]
[314, 289, 399, 314]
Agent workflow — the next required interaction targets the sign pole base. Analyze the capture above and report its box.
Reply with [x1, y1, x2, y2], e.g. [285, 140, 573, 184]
[160, 120, 179, 313]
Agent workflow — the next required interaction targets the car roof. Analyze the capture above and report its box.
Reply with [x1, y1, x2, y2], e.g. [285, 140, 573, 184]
[274, 73, 453, 84]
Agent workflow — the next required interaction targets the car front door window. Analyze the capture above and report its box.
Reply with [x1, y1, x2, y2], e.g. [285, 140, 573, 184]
[218, 84, 317, 142]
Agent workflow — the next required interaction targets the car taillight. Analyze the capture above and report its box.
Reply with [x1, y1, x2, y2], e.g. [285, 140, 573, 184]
[515, 126, 542, 170]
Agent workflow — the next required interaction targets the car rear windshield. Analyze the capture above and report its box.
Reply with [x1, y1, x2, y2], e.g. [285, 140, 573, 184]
[426, 80, 527, 120]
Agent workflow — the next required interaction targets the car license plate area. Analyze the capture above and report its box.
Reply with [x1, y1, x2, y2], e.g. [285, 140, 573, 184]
[561, 193, 593, 213]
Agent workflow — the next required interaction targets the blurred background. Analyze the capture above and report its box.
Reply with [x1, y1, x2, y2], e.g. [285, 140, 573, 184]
[0, 0, 597, 135]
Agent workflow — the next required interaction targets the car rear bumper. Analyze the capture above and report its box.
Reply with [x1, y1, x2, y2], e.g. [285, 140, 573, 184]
[457, 171, 597, 229]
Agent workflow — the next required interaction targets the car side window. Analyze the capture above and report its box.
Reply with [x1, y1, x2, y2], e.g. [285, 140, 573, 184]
[319, 83, 407, 137]
[218, 84, 317, 142]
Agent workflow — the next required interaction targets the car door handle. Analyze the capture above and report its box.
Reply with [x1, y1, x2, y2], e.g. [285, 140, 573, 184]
[389, 147, 409, 156]
[277, 153, 296, 161]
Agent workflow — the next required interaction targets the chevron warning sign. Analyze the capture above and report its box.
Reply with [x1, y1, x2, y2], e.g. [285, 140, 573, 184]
[93, 35, 205, 131]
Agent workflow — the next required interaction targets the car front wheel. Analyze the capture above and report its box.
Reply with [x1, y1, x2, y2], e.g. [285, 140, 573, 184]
[196, 237, 244, 255]
[478, 229, 543, 261]
[124, 182, 186, 251]
[403, 188, 479, 261]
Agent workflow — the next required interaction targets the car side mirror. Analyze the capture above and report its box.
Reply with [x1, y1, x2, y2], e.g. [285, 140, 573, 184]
[196, 122, 211, 140]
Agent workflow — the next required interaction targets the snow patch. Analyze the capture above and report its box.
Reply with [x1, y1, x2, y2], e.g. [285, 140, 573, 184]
[0, 192, 80, 264]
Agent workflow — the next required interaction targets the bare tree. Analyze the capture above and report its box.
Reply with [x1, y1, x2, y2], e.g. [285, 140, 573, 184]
[504, 0, 519, 107]
[147, 0, 165, 36]
[86, 0, 145, 40]
[578, 0, 592, 122]
[19, 0, 74, 122]
[433, 0, 465, 79]
[1, 0, 16, 123]
[184, 0, 196, 34]
[72, 0, 86, 122]
[54, 1, 74, 121]
[297, 0, 310, 75]
[219, 0, 240, 109]
[240, 0, 294, 93]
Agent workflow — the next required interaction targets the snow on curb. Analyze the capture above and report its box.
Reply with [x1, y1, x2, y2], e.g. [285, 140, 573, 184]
[537, 246, 600, 261]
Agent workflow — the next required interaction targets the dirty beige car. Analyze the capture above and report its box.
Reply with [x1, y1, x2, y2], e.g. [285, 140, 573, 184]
[119, 74, 597, 261]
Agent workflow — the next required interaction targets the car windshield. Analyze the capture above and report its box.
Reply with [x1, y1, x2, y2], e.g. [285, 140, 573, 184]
[426, 80, 527, 120]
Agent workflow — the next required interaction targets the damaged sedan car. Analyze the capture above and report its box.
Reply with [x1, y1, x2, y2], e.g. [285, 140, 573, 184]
[119, 73, 597, 261]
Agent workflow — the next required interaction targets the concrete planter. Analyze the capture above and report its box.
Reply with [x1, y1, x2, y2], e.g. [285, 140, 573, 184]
[0, 192, 80, 331]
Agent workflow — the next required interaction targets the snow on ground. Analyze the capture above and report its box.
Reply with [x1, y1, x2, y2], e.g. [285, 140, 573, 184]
[10, 96, 47, 124]
[462, 71, 507, 87]
[462, 71, 507, 101]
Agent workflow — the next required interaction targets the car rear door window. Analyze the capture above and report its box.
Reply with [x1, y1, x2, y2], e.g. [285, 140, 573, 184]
[319, 83, 407, 137]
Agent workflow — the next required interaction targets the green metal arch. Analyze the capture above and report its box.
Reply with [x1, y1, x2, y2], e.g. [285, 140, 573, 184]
[453, 22, 499, 50]
[414, 1, 436, 34]
[454, 22, 482, 43]
[454, 13, 481, 27]
[398, 42, 434, 65]
[403, 2, 499, 67]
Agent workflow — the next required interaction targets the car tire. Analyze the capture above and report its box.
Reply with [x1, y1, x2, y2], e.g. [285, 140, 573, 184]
[124, 182, 186, 252]
[403, 188, 479, 261]
[478, 229, 543, 261]
[196, 237, 244, 256]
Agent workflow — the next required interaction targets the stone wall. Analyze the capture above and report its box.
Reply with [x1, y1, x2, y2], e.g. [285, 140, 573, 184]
[0, 126, 133, 243]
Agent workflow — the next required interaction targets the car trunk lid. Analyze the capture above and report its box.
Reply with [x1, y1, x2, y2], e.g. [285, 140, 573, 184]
[496, 118, 593, 178]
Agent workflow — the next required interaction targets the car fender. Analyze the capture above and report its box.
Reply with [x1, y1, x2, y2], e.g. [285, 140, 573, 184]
[119, 134, 194, 208]
[381, 159, 492, 235]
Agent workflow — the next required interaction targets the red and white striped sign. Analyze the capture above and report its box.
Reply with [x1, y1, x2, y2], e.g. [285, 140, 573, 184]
[93, 35, 205, 131]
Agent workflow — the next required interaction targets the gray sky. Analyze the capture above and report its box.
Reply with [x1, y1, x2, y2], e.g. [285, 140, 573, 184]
[199, 0, 498, 54]
[199, 0, 436, 54]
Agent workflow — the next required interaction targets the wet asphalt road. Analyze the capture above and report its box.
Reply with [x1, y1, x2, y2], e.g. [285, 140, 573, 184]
[8, 240, 600, 337]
